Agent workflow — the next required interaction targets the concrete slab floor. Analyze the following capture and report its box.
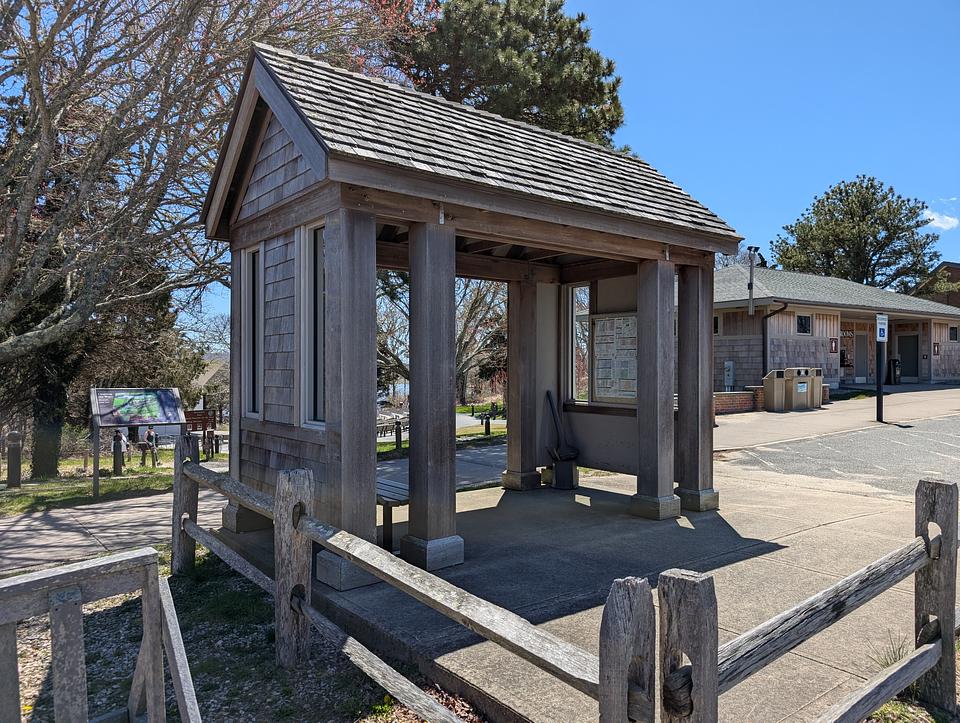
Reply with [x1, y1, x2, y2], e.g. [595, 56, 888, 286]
[297, 472, 922, 723]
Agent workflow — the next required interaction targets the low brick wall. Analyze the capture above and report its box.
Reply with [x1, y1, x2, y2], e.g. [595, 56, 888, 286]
[713, 391, 756, 415]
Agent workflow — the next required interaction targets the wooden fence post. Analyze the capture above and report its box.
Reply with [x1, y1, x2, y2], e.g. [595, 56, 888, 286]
[172, 435, 201, 574]
[599, 577, 655, 722]
[49, 586, 88, 723]
[914, 478, 958, 715]
[659, 569, 718, 723]
[274, 468, 314, 667]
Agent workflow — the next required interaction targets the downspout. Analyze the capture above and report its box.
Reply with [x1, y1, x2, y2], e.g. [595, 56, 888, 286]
[762, 302, 789, 376]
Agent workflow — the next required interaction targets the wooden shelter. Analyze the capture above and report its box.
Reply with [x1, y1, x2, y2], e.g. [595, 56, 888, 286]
[202, 45, 741, 589]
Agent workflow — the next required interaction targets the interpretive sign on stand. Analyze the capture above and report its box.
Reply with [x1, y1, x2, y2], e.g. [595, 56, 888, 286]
[89, 388, 186, 498]
[591, 313, 638, 404]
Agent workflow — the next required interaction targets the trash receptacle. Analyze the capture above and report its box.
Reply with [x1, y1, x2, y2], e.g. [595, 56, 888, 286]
[886, 358, 901, 385]
[784, 367, 813, 410]
[763, 369, 786, 411]
[809, 368, 823, 409]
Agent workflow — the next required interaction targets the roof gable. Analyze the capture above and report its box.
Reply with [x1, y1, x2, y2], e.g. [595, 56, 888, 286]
[240, 44, 740, 245]
[236, 114, 312, 223]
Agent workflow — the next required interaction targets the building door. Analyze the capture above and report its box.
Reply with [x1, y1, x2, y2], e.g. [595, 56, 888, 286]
[854, 333, 868, 382]
[899, 334, 920, 382]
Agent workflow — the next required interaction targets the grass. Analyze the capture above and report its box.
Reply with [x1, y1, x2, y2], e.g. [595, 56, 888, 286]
[454, 402, 505, 415]
[377, 424, 507, 460]
[865, 634, 959, 722]
[831, 388, 879, 401]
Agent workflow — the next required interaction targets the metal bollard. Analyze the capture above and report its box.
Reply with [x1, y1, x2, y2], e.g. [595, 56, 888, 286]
[6, 431, 21, 489]
[112, 431, 123, 476]
[470, 404, 475, 416]
[394, 419, 403, 450]
[483, 414, 491, 436]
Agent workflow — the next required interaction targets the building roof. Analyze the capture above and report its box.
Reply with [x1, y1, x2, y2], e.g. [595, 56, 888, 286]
[715, 265, 960, 319]
[250, 44, 740, 242]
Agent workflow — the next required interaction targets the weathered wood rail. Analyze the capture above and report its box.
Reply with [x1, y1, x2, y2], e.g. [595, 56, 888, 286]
[173, 435, 958, 722]
[173, 436, 657, 721]
[0, 547, 200, 722]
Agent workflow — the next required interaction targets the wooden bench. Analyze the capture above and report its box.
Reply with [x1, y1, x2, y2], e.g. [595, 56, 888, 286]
[376, 476, 410, 552]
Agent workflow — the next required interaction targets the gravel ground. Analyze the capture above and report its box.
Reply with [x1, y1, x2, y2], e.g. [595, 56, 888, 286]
[12, 546, 482, 722]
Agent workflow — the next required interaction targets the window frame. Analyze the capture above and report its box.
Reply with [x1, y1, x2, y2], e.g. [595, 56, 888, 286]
[299, 223, 326, 428]
[242, 243, 264, 420]
[713, 314, 720, 336]
[796, 313, 813, 336]
[950, 326, 959, 343]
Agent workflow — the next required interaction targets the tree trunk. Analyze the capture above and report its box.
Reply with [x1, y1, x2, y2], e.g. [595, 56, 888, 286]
[30, 355, 69, 479]
[457, 373, 467, 406]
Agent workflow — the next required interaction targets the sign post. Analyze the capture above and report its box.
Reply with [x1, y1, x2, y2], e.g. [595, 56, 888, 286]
[89, 388, 186, 499]
[876, 314, 888, 423]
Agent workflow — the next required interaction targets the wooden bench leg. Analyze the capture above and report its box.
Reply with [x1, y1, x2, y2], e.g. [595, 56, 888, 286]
[382, 506, 393, 553]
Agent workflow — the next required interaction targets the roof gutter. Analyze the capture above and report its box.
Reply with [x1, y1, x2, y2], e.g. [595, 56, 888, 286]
[762, 302, 789, 377]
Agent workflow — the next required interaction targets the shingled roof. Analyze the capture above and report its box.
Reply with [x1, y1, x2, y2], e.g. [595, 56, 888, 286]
[251, 44, 740, 242]
[716, 266, 960, 318]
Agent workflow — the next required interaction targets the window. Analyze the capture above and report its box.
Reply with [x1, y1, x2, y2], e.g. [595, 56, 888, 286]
[302, 226, 325, 423]
[796, 314, 812, 335]
[242, 245, 263, 416]
[713, 315, 720, 335]
[950, 326, 958, 342]
[570, 284, 590, 401]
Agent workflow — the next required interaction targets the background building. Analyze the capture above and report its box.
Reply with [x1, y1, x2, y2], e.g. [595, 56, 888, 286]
[714, 266, 960, 390]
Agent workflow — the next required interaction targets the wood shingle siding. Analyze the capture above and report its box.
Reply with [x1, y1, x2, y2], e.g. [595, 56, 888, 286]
[262, 232, 297, 426]
[237, 114, 312, 222]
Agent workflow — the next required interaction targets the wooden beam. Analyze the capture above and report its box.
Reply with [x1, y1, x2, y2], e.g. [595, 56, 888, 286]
[560, 260, 641, 284]
[631, 259, 680, 520]
[332, 160, 740, 255]
[376, 241, 560, 284]
[502, 281, 541, 490]
[523, 248, 566, 262]
[460, 239, 506, 254]
[675, 262, 718, 511]
[231, 181, 341, 248]
[402, 222, 464, 571]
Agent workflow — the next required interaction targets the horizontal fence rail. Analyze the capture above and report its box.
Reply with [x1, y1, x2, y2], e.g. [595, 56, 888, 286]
[715, 533, 936, 694]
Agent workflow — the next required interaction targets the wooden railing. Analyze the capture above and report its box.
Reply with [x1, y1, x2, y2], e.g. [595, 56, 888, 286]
[173, 436, 656, 721]
[0, 546, 200, 722]
[172, 434, 958, 722]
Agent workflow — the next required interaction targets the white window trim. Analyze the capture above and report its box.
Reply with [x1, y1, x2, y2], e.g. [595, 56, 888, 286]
[299, 223, 326, 428]
[242, 243, 264, 420]
[796, 313, 813, 336]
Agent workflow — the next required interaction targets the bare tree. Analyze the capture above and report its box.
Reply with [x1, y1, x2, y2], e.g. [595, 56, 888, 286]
[0, 0, 432, 365]
[376, 271, 506, 404]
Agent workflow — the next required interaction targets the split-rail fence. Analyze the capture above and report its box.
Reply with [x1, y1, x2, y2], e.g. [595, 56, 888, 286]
[171, 434, 958, 722]
[0, 546, 201, 722]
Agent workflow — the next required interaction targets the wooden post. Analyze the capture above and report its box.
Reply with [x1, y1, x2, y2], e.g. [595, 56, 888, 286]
[599, 577, 656, 722]
[91, 429, 100, 499]
[675, 262, 718, 511]
[141, 562, 166, 721]
[5, 431, 21, 489]
[274, 468, 314, 667]
[318, 208, 378, 590]
[502, 280, 542, 491]
[401, 221, 464, 571]
[913, 478, 958, 714]
[631, 259, 680, 520]
[0, 622, 20, 722]
[112, 431, 123, 476]
[394, 419, 403, 450]
[172, 435, 201, 574]
[49, 586, 88, 723]
[659, 569, 718, 723]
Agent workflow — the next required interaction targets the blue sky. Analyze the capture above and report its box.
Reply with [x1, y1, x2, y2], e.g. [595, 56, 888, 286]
[565, 0, 960, 261]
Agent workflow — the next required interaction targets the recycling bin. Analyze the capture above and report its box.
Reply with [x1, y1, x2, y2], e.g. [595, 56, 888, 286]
[809, 368, 823, 409]
[762, 369, 786, 412]
[784, 367, 813, 410]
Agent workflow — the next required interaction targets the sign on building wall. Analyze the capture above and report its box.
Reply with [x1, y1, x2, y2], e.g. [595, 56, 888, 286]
[591, 313, 637, 403]
[876, 314, 889, 342]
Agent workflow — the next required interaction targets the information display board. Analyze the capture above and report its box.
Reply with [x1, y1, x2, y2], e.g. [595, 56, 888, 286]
[90, 388, 186, 428]
[591, 313, 637, 403]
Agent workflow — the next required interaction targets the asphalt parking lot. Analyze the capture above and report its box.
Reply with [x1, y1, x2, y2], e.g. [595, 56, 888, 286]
[725, 412, 960, 497]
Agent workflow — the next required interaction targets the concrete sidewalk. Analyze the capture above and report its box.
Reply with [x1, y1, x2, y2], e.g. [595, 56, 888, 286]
[715, 386, 960, 451]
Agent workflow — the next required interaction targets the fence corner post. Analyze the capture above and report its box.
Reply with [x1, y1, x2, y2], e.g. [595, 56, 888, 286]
[914, 478, 958, 714]
[599, 576, 655, 722]
[171, 435, 200, 574]
[659, 569, 718, 723]
[274, 468, 314, 668]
